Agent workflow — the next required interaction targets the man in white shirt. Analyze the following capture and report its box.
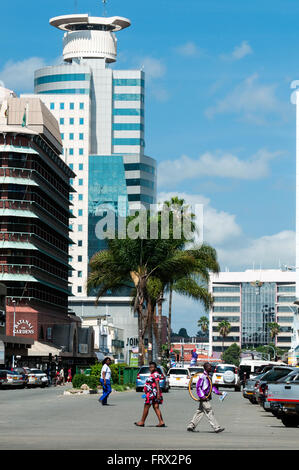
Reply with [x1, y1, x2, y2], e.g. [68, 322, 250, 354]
[99, 357, 112, 406]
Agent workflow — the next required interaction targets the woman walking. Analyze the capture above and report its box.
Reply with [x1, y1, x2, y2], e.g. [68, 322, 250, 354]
[99, 357, 112, 406]
[135, 362, 165, 427]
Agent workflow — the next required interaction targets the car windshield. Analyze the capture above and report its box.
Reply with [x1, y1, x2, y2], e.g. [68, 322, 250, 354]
[261, 368, 292, 382]
[215, 366, 235, 373]
[169, 369, 189, 375]
[276, 371, 297, 383]
[30, 369, 44, 374]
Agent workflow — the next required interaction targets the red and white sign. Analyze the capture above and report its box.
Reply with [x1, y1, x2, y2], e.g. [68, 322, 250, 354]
[14, 319, 35, 335]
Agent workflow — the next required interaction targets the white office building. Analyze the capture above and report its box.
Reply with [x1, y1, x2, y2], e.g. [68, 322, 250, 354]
[209, 269, 296, 357]
[23, 12, 156, 297]
[22, 11, 157, 361]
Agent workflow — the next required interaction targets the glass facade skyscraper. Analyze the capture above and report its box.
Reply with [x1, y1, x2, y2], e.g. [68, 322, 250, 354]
[24, 12, 157, 296]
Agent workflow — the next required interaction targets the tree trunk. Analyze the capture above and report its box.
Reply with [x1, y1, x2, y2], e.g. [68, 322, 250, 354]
[168, 285, 173, 351]
[138, 303, 145, 367]
[157, 292, 163, 362]
[147, 299, 154, 363]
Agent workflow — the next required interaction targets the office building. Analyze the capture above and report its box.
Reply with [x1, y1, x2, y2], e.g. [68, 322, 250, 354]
[28, 12, 157, 297]
[0, 89, 94, 366]
[209, 269, 296, 356]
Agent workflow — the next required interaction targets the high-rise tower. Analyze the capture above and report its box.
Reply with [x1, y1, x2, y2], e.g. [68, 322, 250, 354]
[30, 12, 157, 297]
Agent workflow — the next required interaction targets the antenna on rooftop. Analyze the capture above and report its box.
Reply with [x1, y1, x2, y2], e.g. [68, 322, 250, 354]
[102, 0, 107, 17]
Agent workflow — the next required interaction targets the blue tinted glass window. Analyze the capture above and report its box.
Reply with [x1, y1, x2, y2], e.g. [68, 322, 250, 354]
[35, 73, 90, 86]
[78, 271, 82, 277]
[69, 133, 74, 140]
[60, 118, 64, 125]
[69, 194, 73, 201]
[113, 123, 144, 131]
[78, 194, 83, 201]
[60, 103, 64, 110]
[70, 103, 74, 110]
[61, 133, 64, 140]
[79, 118, 84, 125]
[124, 163, 155, 174]
[113, 94, 143, 101]
[50, 103, 55, 110]
[79, 148, 84, 155]
[126, 178, 154, 189]
[127, 194, 154, 204]
[69, 118, 74, 125]
[79, 179, 83, 185]
[113, 138, 144, 146]
[69, 148, 74, 155]
[113, 78, 144, 87]
[79, 103, 84, 109]
[79, 163, 83, 170]
[78, 256, 82, 262]
[78, 225, 83, 231]
[79, 133, 84, 140]
[113, 108, 144, 116]
[69, 164, 73, 170]
[78, 240, 82, 247]
[78, 286, 82, 293]
[38, 89, 89, 95]
[78, 209, 83, 216]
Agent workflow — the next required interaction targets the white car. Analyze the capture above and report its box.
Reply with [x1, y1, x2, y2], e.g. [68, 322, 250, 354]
[168, 367, 191, 388]
[212, 364, 241, 391]
[27, 369, 49, 388]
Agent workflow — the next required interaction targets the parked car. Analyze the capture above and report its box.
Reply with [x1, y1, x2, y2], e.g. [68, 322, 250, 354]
[243, 372, 267, 403]
[212, 364, 241, 391]
[254, 366, 295, 407]
[12, 367, 30, 385]
[27, 369, 49, 388]
[136, 365, 169, 392]
[0, 370, 26, 388]
[189, 366, 204, 376]
[168, 367, 191, 388]
[265, 369, 299, 427]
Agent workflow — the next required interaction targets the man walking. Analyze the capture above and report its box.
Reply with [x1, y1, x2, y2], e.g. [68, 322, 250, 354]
[187, 362, 225, 433]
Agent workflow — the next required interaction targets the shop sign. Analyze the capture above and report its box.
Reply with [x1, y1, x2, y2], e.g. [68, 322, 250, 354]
[14, 319, 34, 335]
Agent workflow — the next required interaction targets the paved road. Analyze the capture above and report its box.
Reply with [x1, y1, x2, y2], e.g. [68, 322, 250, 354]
[0, 385, 298, 450]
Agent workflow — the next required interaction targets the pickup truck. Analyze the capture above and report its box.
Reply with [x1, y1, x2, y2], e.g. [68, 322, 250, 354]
[265, 369, 299, 427]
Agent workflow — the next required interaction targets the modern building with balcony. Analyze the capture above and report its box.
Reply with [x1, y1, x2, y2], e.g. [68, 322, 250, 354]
[209, 269, 296, 356]
[0, 89, 95, 366]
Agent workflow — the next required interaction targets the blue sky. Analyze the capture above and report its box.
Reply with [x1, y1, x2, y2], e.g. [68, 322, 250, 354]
[1, 0, 298, 334]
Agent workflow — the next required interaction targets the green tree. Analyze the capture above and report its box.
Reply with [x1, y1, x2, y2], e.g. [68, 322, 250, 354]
[221, 343, 241, 366]
[268, 322, 280, 341]
[198, 316, 209, 335]
[217, 320, 231, 353]
[178, 328, 189, 338]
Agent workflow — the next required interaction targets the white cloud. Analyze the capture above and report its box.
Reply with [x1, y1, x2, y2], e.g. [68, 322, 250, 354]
[205, 74, 285, 123]
[139, 57, 166, 80]
[158, 191, 242, 245]
[176, 42, 201, 57]
[221, 41, 253, 61]
[158, 190, 295, 271]
[158, 148, 280, 188]
[217, 230, 295, 271]
[0, 57, 48, 93]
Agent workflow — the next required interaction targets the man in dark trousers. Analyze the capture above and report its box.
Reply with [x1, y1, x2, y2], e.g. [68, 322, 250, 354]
[187, 362, 225, 433]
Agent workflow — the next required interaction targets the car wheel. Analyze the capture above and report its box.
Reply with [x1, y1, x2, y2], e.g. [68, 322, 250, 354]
[281, 415, 299, 428]
[249, 397, 257, 404]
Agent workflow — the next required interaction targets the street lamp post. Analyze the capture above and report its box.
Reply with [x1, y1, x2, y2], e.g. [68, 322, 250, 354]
[12, 299, 16, 369]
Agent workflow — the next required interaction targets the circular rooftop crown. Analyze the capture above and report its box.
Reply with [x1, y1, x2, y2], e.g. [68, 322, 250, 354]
[50, 14, 131, 63]
[50, 14, 131, 32]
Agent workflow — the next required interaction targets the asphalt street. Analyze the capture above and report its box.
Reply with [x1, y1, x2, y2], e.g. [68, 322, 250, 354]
[0, 385, 298, 450]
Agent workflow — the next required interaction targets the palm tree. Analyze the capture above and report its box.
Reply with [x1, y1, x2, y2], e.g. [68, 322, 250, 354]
[198, 316, 209, 335]
[88, 232, 208, 365]
[217, 320, 231, 354]
[268, 322, 280, 342]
